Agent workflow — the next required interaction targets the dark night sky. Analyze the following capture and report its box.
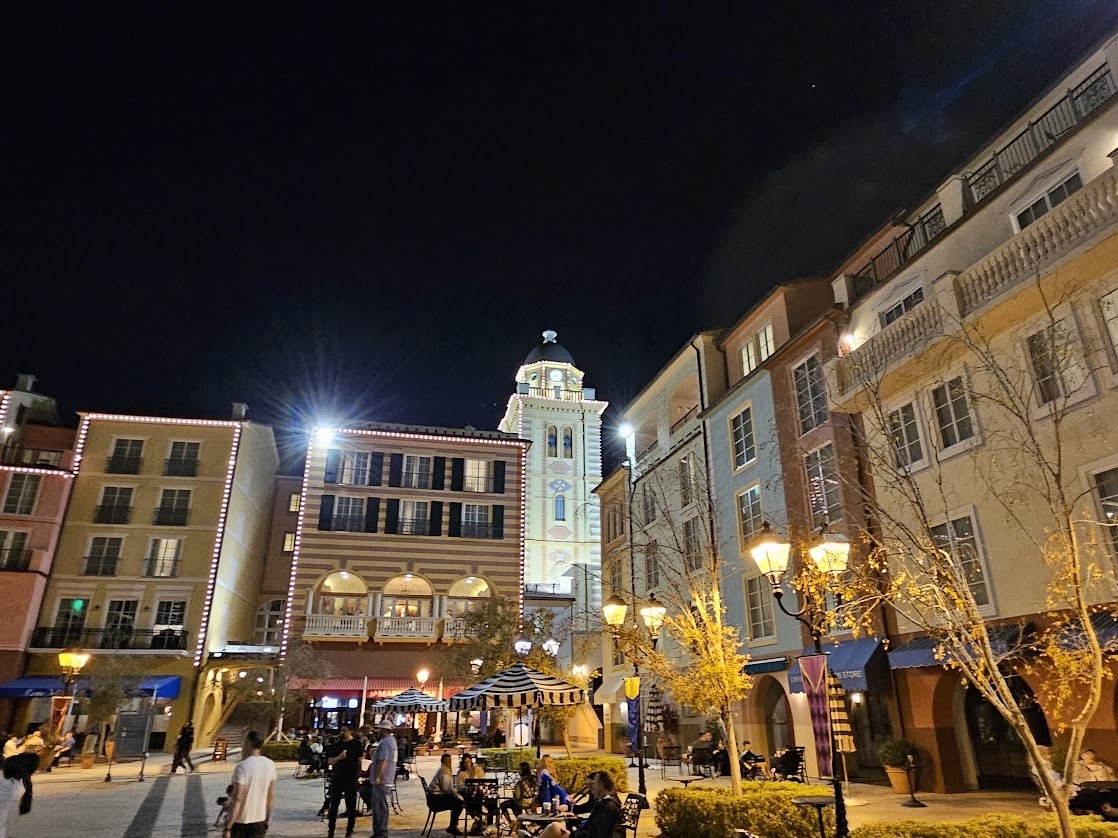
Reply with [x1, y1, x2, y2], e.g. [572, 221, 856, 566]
[6, 2, 1117, 465]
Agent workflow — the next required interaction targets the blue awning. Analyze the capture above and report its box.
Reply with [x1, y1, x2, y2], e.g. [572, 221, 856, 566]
[744, 658, 787, 675]
[888, 625, 1026, 670]
[788, 637, 883, 693]
[1056, 612, 1118, 652]
[141, 675, 181, 699]
[0, 674, 180, 699]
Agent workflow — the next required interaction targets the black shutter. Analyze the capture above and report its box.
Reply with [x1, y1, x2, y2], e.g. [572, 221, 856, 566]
[428, 501, 443, 536]
[448, 502, 462, 537]
[492, 460, 506, 494]
[368, 452, 384, 486]
[491, 505, 504, 539]
[388, 454, 403, 487]
[364, 497, 380, 533]
[318, 495, 335, 530]
[432, 457, 446, 491]
[324, 450, 341, 484]
[384, 498, 400, 534]
[450, 458, 465, 491]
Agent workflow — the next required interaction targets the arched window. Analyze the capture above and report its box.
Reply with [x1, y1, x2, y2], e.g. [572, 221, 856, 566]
[546, 426, 558, 458]
[555, 494, 566, 521]
[446, 576, 492, 617]
[255, 599, 285, 646]
[382, 573, 434, 618]
[562, 428, 574, 458]
[313, 571, 368, 616]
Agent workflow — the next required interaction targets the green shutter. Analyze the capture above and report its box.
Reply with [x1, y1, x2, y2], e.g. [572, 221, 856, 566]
[448, 502, 462, 537]
[492, 460, 506, 494]
[450, 458, 465, 491]
[491, 505, 504, 539]
[384, 499, 400, 534]
[364, 498, 380, 533]
[388, 454, 403, 487]
[428, 501, 443, 536]
[318, 495, 335, 530]
[368, 452, 384, 486]
[324, 450, 341, 484]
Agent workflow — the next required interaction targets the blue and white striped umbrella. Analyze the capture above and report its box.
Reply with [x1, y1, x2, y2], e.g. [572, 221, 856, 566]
[372, 687, 447, 713]
[447, 662, 585, 710]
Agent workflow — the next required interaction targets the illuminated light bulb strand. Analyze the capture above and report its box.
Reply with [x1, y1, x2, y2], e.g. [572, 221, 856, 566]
[279, 440, 316, 661]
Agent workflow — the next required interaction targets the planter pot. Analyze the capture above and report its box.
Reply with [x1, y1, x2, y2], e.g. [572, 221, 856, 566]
[884, 766, 912, 795]
[80, 753, 96, 769]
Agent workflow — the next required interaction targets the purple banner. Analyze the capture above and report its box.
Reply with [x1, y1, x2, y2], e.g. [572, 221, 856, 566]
[627, 694, 640, 756]
[799, 654, 833, 779]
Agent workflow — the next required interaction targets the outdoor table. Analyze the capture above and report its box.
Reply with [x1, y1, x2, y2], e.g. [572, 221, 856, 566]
[792, 795, 834, 838]
[517, 812, 575, 836]
[673, 776, 704, 789]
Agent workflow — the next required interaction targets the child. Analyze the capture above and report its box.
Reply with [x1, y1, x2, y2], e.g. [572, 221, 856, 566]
[214, 784, 234, 827]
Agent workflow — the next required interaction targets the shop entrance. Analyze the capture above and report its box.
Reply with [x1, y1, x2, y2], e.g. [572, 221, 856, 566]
[963, 677, 1051, 788]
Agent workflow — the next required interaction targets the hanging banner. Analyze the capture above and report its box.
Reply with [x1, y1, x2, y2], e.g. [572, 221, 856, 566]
[799, 654, 833, 779]
[627, 694, 641, 757]
[51, 696, 72, 736]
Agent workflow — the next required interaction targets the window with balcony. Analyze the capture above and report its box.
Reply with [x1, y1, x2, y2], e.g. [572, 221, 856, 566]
[165, 441, 200, 477]
[1026, 322, 1088, 405]
[888, 402, 925, 468]
[730, 406, 756, 469]
[255, 599, 284, 645]
[154, 488, 191, 526]
[145, 537, 182, 577]
[341, 451, 371, 485]
[746, 576, 776, 640]
[737, 485, 763, 544]
[931, 377, 975, 449]
[402, 454, 433, 489]
[3, 473, 40, 515]
[53, 598, 88, 644]
[84, 537, 122, 576]
[462, 503, 490, 538]
[381, 574, 434, 627]
[314, 571, 368, 619]
[282, 532, 296, 552]
[644, 539, 660, 589]
[445, 576, 491, 639]
[107, 439, 144, 474]
[880, 287, 924, 328]
[930, 513, 991, 608]
[0, 530, 30, 571]
[683, 516, 702, 571]
[332, 496, 367, 532]
[1015, 171, 1083, 231]
[103, 599, 138, 648]
[641, 484, 656, 525]
[793, 354, 828, 434]
[399, 499, 431, 535]
[152, 600, 187, 649]
[1094, 467, 1118, 553]
[679, 453, 695, 507]
[805, 443, 842, 528]
[463, 458, 492, 492]
[95, 486, 132, 524]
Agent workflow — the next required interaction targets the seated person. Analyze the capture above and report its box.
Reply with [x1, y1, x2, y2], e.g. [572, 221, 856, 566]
[53, 731, 77, 767]
[500, 762, 538, 827]
[536, 755, 572, 810]
[711, 740, 730, 777]
[771, 747, 802, 781]
[739, 741, 764, 780]
[688, 732, 713, 775]
[429, 754, 467, 836]
[533, 772, 621, 838]
[1074, 749, 1118, 784]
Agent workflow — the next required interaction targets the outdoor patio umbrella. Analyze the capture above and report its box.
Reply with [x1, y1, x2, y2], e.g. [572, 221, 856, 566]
[644, 685, 663, 733]
[373, 687, 448, 713]
[447, 662, 584, 710]
[827, 672, 865, 806]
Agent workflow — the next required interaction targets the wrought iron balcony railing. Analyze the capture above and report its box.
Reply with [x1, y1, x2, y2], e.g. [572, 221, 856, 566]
[153, 507, 190, 526]
[94, 504, 132, 524]
[328, 514, 366, 533]
[142, 558, 181, 577]
[82, 555, 120, 576]
[1, 447, 65, 468]
[397, 517, 431, 535]
[460, 522, 493, 539]
[0, 548, 32, 571]
[163, 458, 199, 477]
[105, 455, 143, 474]
[31, 626, 190, 651]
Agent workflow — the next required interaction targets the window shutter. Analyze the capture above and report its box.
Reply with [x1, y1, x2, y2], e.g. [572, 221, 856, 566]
[318, 495, 335, 531]
[324, 450, 341, 484]
[428, 501, 443, 536]
[384, 499, 400, 535]
[364, 497, 380, 533]
[368, 452, 384, 486]
[493, 460, 506, 494]
[432, 457, 446, 491]
[448, 502, 462, 537]
[388, 454, 403, 487]
[491, 505, 504, 539]
[450, 458, 465, 491]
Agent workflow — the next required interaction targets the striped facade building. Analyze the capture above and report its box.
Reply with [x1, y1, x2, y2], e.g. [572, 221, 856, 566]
[281, 423, 529, 722]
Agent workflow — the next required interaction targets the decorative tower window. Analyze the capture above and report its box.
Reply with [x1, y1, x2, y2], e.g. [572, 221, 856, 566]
[562, 427, 573, 458]
[546, 426, 558, 458]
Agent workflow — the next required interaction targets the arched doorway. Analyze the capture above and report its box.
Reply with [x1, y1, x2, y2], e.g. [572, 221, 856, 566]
[963, 676, 1051, 788]
[759, 677, 792, 755]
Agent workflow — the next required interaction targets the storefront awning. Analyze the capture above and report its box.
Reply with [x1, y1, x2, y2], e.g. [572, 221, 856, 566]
[0, 674, 181, 699]
[744, 658, 787, 675]
[788, 637, 882, 693]
[1057, 612, 1118, 652]
[592, 676, 627, 705]
[888, 625, 1027, 670]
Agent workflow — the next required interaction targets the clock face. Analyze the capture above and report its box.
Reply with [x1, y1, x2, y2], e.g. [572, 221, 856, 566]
[548, 369, 564, 382]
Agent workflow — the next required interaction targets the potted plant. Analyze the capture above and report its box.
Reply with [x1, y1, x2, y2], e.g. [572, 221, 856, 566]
[878, 737, 919, 794]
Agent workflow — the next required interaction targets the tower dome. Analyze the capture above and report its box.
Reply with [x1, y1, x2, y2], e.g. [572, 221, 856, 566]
[523, 329, 576, 367]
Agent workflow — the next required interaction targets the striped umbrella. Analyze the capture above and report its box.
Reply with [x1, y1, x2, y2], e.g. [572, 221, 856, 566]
[644, 685, 664, 732]
[827, 673, 856, 753]
[447, 662, 585, 710]
[373, 687, 447, 714]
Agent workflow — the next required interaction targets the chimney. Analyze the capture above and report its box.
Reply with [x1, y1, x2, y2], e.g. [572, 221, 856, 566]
[231, 402, 248, 420]
[14, 374, 36, 393]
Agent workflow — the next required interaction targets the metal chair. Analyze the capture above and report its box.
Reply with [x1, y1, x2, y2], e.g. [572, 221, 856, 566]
[620, 793, 648, 838]
[421, 775, 463, 837]
[660, 744, 684, 779]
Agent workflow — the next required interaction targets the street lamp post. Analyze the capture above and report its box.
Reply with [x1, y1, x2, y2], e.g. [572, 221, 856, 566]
[603, 592, 665, 797]
[749, 522, 851, 838]
[57, 648, 90, 738]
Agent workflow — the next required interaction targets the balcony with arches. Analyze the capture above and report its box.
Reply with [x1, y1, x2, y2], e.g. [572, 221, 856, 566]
[373, 573, 438, 642]
[441, 576, 492, 642]
[302, 571, 372, 640]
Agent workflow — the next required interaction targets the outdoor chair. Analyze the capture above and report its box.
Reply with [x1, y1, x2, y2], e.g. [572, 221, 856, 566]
[421, 775, 461, 837]
[691, 747, 715, 778]
[660, 745, 684, 779]
[465, 778, 500, 833]
[620, 793, 648, 838]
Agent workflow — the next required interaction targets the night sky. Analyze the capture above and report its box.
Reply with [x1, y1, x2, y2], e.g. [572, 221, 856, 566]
[7, 2, 1117, 466]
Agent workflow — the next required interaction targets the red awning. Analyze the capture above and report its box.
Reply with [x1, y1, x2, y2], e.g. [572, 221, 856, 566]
[289, 677, 465, 698]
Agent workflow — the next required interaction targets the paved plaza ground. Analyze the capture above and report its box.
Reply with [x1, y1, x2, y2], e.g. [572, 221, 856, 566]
[3, 750, 1041, 837]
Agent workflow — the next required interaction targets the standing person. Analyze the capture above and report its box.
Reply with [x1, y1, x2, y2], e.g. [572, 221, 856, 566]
[171, 721, 196, 774]
[0, 753, 38, 838]
[327, 724, 363, 838]
[224, 730, 276, 838]
[368, 719, 397, 838]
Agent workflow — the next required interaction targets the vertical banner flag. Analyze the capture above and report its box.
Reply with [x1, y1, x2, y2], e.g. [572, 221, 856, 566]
[799, 654, 833, 779]
[51, 695, 72, 736]
[627, 694, 641, 757]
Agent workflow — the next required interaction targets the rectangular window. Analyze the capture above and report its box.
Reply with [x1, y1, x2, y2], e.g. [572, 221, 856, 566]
[1100, 289, 1118, 360]
[145, 538, 182, 577]
[888, 402, 924, 468]
[55, 598, 88, 636]
[644, 540, 660, 589]
[154, 488, 191, 526]
[679, 453, 695, 507]
[399, 500, 430, 535]
[462, 503, 490, 538]
[94, 486, 133, 524]
[930, 514, 991, 607]
[757, 323, 775, 360]
[104, 600, 138, 647]
[1026, 323, 1087, 405]
[282, 532, 296, 552]
[0, 530, 29, 571]
[805, 444, 842, 528]
[341, 451, 370, 485]
[737, 485, 763, 544]
[741, 341, 759, 377]
[1094, 467, 1118, 552]
[107, 439, 144, 474]
[165, 441, 200, 476]
[608, 558, 623, 594]
[84, 537, 122, 576]
[333, 496, 366, 532]
[746, 577, 776, 640]
[288, 492, 301, 513]
[1016, 172, 1083, 230]
[402, 455, 433, 489]
[880, 287, 925, 327]
[464, 459, 492, 492]
[683, 517, 702, 571]
[730, 407, 756, 469]
[154, 600, 187, 627]
[793, 354, 828, 434]
[931, 377, 975, 448]
[641, 484, 657, 525]
[3, 474, 41, 515]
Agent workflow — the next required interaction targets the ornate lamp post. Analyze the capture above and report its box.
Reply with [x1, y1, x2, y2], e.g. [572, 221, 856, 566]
[602, 591, 666, 796]
[749, 522, 851, 838]
[57, 648, 90, 737]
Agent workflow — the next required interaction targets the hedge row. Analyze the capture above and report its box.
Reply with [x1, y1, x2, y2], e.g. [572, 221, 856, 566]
[260, 741, 300, 761]
[850, 814, 1118, 837]
[655, 784, 831, 838]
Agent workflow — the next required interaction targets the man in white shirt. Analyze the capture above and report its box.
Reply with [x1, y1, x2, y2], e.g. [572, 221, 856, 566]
[224, 730, 276, 838]
[369, 720, 397, 838]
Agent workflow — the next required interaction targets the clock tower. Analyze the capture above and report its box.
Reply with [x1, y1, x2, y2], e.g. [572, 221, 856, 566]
[499, 330, 607, 644]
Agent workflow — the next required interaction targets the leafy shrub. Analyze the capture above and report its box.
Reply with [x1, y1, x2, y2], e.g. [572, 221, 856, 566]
[877, 738, 919, 767]
[479, 748, 537, 771]
[260, 740, 300, 761]
[655, 783, 831, 838]
[554, 757, 629, 794]
[851, 813, 1118, 837]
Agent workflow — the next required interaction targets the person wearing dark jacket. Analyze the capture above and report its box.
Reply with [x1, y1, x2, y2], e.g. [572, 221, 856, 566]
[531, 772, 621, 838]
[171, 721, 196, 774]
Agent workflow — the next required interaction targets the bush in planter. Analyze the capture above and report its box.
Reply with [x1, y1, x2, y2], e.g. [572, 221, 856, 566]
[554, 757, 628, 794]
[260, 741, 301, 761]
[877, 737, 919, 767]
[655, 783, 831, 838]
[479, 747, 536, 771]
[851, 813, 1118, 837]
